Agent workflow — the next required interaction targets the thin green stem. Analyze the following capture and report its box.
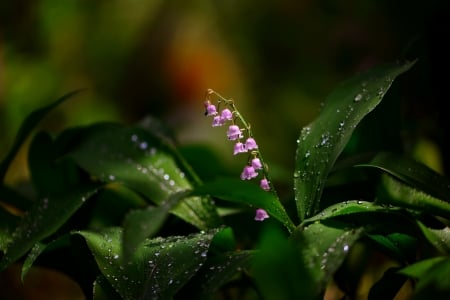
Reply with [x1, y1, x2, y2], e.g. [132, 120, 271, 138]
[207, 89, 279, 199]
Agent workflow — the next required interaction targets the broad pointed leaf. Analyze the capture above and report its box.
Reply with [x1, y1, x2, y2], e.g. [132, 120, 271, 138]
[76, 227, 220, 299]
[378, 174, 450, 219]
[294, 61, 415, 221]
[66, 123, 221, 230]
[192, 177, 295, 232]
[357, 151, 450, 202]
[302, 200, 395, 225]
[0, 184, 99, 271]
[122, 190, 191, 261]
[291, 220, 365, 290]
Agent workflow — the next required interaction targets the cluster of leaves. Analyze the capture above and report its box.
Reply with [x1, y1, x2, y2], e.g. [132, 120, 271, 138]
[1, 60, 450, 299]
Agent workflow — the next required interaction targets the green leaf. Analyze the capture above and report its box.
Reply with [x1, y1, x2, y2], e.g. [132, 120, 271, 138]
[302, 200, 395, 225]
[93, 275, 123, 300]
[398, 256, 447, 279]
[192, 177, 295, 232]
[75, 227, 220, 299]
[21, 242, 47, 281]
[122, 190, 190, 261]
[366, 233, 417, 264]
[88, 183, 147, 229]
[399, 257, 450, 299]
[292, 220, 365, 290]
[20, 235, 71, 282]
[0, 89, 84, 182]
[417, 221, 450, 254]
[0, 183, 100, 271]
[0, 207, 20, 252]
[294, 61, 415, 221]
[183, 250, 254, 297]
[252, 226, 317, 300]
[378, 174, 450, 219]
[66, 123, 221, 230]
[356, 151, 450, 203]
[28, 131, 81, 195]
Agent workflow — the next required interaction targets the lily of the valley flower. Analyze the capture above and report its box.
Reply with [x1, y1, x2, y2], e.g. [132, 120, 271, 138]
[204, 101, 217, 116]
[233, 142, 247, 155]
[227, 125, 243, 140]
[212, 115, 225, 127]
[260, 178, 270, 191]
[240, 165, 258, 180]
[254, 208, 270, 221]
[251, 157, 263, 170]
[220, 108, 233, 121]
[245, 137, 258, 150]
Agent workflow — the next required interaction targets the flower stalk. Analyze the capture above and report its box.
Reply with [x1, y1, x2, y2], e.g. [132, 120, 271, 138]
[204, 89, 278, 221]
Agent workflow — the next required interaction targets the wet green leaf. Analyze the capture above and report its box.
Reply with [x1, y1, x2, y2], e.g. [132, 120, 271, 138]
[76, 227, 220, 299]
[0, 208, 20, 252]
[122, 190, 190, 261]
[291, 220, 365, 290]
[0, 184, 100, 271]
[183, 250, 253, 297]
[357, 151, 450, 202]
[378, 174, 450, 219]
[66, 123, 221, 230]
[192, 177, 295, 232]
[93, 275, 123, 300]
[302, 200, 394, 225]
[294, 61, 415, 221]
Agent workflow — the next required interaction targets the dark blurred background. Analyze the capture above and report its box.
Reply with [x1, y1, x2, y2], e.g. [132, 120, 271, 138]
[1, 0, 449, 187]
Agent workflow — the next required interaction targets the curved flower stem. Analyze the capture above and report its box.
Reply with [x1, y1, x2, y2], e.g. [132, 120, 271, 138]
[206, 89, 279, 199]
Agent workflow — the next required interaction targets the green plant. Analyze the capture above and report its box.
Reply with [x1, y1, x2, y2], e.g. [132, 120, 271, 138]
[1, 59, 449, 299]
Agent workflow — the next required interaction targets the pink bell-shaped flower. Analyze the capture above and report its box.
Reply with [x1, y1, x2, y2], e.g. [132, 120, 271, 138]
[240, 165, 258, 180]
[254, 208, 269, 221]
[212, 116, 224, 127]
[204, 101, 217, 116]
[251, 157, 263, 170]
[245, 137, 258, 150]
[227, 125, 243, 140]
[233, 142, 247, 155]
[220, 109, 233, 121]
[260, 178, 270, 191]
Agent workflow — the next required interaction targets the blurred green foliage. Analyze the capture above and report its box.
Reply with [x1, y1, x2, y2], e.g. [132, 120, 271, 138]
[1, 0, 449, 186]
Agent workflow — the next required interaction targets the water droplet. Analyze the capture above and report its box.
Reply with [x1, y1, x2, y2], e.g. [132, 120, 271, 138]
[305, 151, 310, 158]
[343, 244, 349, 252]
[131, 134, 138, 142]
[354, 94, 363, 102]
[108, 174, 116, 181]
[139, 142, 148, 150]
